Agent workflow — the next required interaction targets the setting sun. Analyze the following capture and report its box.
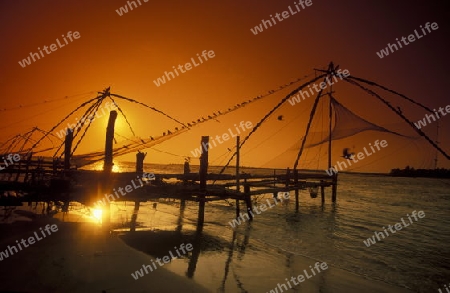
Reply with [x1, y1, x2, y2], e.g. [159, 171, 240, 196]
[91, 208, 103, 222]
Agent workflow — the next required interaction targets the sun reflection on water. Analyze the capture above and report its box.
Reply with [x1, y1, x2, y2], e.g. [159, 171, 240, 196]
[89, 161, 123, 173]
[91, 208, 103, 223]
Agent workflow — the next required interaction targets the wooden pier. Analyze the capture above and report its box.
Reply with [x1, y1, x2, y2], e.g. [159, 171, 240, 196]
[0, 78, 342, 226]
[0, 141, 338, 227]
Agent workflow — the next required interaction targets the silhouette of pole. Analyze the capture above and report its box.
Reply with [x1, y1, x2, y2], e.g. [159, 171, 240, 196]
[102, 110, 117, 231]
[235, 136, 240, 218]
[197, 136, 209, 230]
[64, 129, 73, 171]
[136, 150, 146, 174]
[104, 110, 118, 173]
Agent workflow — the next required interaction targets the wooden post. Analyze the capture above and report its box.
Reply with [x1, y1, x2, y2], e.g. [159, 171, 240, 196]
[328, 81, 333, 178]
[135, 151, 146, 174]
[235, 198, 240, 218]
[244, 184, 253, 221]
[320, 180, 325, 204]
[103, 110, 118, 173]
[328, 68, 337, 203]
[197, 136, 209, 229]
[199, 136, 209, 191]
[235, 136, 240, 218]
[64, 129, 73, 171]
[197, 198, 205, 230]
[285, 167, 290, 188]
[183, 158, 190, 184]
[332, 174, 338, 202]
[102, 110, 118, 231]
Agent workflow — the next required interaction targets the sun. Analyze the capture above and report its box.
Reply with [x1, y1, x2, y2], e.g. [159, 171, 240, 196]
[92, 208, 103, 222]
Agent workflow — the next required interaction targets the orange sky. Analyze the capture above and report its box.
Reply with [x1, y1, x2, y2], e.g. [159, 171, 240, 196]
[0, 0, 449, 172]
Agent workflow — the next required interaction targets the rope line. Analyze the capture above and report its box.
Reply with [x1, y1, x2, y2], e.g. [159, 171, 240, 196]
[212, 73, 327, 183]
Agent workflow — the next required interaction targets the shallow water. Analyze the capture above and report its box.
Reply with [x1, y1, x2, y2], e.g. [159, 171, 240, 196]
[104, 163, 450, 292]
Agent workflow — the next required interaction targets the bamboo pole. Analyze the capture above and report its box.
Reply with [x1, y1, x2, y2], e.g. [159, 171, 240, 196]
[293, 63, 334, 171]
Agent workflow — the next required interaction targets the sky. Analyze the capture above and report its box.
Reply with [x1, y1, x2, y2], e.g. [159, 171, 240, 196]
[0, 0, 449, 172]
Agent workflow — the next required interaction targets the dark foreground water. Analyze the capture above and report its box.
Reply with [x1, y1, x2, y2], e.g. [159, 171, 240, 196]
[101, 163, 450, 292]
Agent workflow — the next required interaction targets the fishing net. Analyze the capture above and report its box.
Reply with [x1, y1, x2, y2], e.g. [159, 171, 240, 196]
[304, 97, 406, 148]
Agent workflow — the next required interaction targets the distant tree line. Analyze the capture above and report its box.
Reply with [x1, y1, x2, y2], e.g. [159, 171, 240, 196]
[389, 166, 450, 178]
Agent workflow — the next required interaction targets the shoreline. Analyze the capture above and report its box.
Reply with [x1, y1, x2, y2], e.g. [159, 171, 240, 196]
[0, 214, 209, 293]
[0, 206, 419, 292]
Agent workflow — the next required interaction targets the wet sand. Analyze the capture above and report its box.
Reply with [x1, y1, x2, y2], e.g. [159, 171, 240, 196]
[0, 210, 412, 293]
[0, 213, 209, 293]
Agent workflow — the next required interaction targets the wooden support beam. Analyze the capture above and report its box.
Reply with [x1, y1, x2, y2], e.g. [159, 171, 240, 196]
[102, 110, 117, 231]
[64, 129, 73, 171]
[103, 110, 118, 173]
[332, 174, 338, 202]
[285, 167, 290, 187]
[199, 136, 209, 191]
[197, 136, 209, 230]
[135, 150, 146, 174]
[294, 169, 299, 211]
[244, 184, 253, 221]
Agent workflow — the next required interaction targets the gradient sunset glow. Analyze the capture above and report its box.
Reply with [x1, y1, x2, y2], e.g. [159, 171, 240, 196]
[0, 1, 448, 172]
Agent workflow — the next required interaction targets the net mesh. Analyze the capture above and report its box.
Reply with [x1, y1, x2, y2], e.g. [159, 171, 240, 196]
[305, 97, 406, 148]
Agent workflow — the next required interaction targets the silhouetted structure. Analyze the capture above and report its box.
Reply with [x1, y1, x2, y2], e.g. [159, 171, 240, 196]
[389, 166, 450, 178]
[136, 150, 147, 173]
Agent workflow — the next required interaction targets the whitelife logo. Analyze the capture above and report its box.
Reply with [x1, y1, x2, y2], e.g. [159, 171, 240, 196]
[115, 0, 149, 16]
[93, 173, 155, 207]
[325, 139, 388, 176]
[0, 224, 58, 261]
[131, 243, 193, 280]
[363, 210, 425, 247]
[55, 101, 118, 139]
[414, 104, 450, 129]
[250, 0, 313, 35]
[376, 22, 439, 59]
[190, 121, 253, 158]
[18, 31, 81, 68]
[229, 192, 290, 228]
[266, 261, 328, 293]
[287, 69, 350, 106]
[153, 50, 215, 87]
[0, 153, 21, 171]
